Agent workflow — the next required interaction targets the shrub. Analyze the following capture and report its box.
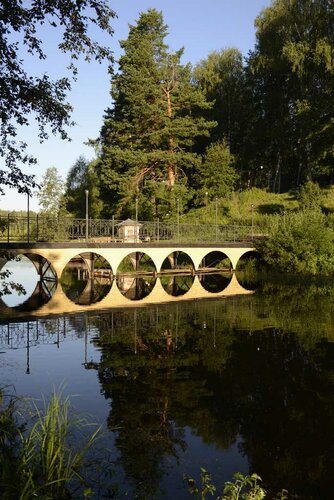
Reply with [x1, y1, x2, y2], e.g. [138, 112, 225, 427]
[255, 210, 334, 276]
[297, 181, 322, 211]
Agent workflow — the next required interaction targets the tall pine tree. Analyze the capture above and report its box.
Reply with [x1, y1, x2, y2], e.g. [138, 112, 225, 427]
[94, 9, 216, 219]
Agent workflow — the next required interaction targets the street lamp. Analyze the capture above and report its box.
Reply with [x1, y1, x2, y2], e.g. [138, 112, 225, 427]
[251, 203, 254, 240]
[215, 197, 218, 241]
[177, 198, 180, 242]
[85, 189, 89, 240]
[27, 190, 30, 243]
[135, 196, 138, 222]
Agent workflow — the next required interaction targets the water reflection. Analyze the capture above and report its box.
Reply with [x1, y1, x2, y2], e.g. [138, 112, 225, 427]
[13, 279, 57, 312]
[160, 273, 195, 296]
[60, 253, 113, 305]
[0, 255, 56, 309]
[1, 282, 334, 498]
[199, 271, 232, 293]
[0, 255, 255, 313]
[116, 274, 156, 300]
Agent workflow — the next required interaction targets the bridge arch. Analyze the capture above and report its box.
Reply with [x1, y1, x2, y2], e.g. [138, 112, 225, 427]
[199, 250, 232, 271]
[160, 251, 195, 273]
[60, 252, 113, 305]
[116, 251, 156, 274]
[235, 250, 261, 271]
[0, 244, 257, 281]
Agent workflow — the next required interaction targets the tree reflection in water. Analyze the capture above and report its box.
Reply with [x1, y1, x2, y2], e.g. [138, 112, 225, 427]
[88, 283, 334, 499]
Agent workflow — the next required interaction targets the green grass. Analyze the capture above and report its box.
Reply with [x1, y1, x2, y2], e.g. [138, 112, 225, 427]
[183, 188, 300, 226]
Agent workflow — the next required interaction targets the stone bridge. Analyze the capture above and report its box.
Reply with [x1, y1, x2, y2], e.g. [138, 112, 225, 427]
[0, 242, 258, 317]
[0, 241, 257, 278]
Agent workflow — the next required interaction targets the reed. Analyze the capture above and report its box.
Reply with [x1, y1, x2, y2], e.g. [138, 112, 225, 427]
[0, 390, 100, 499]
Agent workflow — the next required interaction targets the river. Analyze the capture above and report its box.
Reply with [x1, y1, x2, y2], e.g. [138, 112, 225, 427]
[0, 257, 334, 498]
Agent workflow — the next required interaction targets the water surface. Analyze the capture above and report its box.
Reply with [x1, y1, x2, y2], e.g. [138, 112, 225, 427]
[1, 264, 334, 499]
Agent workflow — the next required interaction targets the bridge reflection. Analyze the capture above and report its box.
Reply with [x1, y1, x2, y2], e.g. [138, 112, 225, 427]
[0, 295, 254, 373]
[0, 270, 254, 319]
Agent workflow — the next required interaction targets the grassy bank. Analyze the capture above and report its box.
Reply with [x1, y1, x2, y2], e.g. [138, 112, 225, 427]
[183, 185, 334, 228]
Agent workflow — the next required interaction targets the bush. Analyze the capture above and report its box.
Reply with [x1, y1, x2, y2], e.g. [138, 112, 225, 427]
[255, 209, 334, 275]
[297, 181, 322, 210]
[184, 469, 288, 499]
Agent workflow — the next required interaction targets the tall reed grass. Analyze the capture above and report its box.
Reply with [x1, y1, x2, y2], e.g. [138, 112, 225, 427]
[0, 390, 100, 499]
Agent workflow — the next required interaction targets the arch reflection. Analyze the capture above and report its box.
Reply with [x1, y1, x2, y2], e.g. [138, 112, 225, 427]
[1, 254, 57, 309]
[60, 252, 113, 305]
[116, 275, 157, 301]
[160, 274, 195, 296]
[199, 272, 233, 293]
[117, 252, 156, 274]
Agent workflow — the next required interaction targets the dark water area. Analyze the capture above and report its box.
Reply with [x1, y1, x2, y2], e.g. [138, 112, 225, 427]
[1, 259, 334, 498]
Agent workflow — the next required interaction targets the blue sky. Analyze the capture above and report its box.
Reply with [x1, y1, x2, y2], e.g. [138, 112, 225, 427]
[1, 0, 271, 211]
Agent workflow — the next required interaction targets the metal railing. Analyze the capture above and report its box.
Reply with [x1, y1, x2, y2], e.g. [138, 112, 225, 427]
[0, 215, 258, 244]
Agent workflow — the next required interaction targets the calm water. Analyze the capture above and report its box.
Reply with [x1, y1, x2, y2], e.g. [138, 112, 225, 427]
[1, 259, 334, 498]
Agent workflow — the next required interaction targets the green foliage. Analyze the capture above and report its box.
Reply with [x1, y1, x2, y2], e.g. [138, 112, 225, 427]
[0, 390, 100, 499]
[297, 181, 322, 210]
[0, 0, 115, 193]
[195, 140, 238, 204]
[183, 188, 298, 226]
[36, 166, 65, 217]
[256, 209, 334, 275]
[185, 470, 267, 499]
[193, 48, 247, 155]
[185, 467, 217, 499]
[0, 253, 26, 298]
[222, 473, 265, 500]
[247, 0, 334, 189]
[64, 156, 103, 218]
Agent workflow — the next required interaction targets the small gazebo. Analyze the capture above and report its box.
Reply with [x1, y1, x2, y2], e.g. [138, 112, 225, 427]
[116, 219, 142, 242]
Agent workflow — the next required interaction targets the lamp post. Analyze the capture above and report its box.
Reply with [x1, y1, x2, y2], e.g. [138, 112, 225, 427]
[27, 191, 30, 243]
[251, 204, 254, 241]
[135, 196, 138, 222]
[177, 198, 180, 242]
[85, 189, 89, 240]
[215, 197, 218, 242]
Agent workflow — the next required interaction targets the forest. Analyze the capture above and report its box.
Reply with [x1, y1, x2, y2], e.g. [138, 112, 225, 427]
[49, 0, 334, 221]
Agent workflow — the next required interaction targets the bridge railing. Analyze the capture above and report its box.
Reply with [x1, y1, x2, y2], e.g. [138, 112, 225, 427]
[0, 216, 258, 244]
